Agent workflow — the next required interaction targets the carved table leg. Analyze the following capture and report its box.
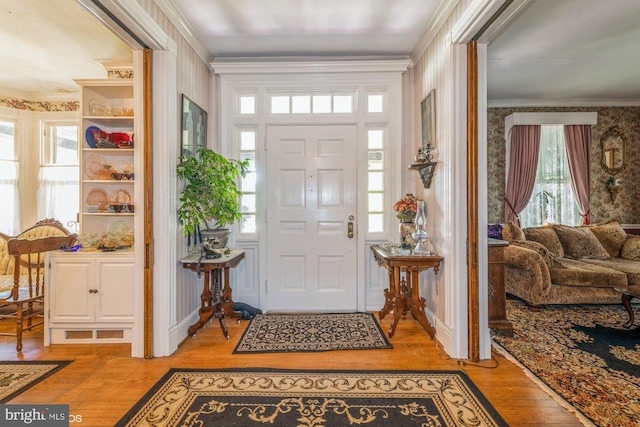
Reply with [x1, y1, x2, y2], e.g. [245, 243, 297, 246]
[406, 268, 435, 338]
[621, 293, 635, 329]
[379, 267, 395, 320]
[221, 266, 242, 323]
[388, 267, 403, 338]
[188, 270, 215, 337]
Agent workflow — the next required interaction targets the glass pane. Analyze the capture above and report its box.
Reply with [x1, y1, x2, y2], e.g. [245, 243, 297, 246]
[368, 171, 383, 191]
[271, 96, 290, 114]
[367, 94, 384, 113]
[312, 95, 331, 113]
[368, 151, 383, 170]
[292, 96, 311, 114]
[240, 130, 256, 150]
[240, 96, 255, 115]
[241, 152, 256, 170]
[333, 95, 353, 113]
[242, 171, 257, 192]
[241, 194, 256, 213]
[49, 125, 78, 165]
[368, 213, 384, 233]
[241, 214, 257, 233]
[0, 121, 15, 160]
[368, 193, 384, 212]
[368, 129, 384, 149]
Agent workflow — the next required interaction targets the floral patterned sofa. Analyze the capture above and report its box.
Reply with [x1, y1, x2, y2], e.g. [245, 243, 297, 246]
[501, 220, 640, 306]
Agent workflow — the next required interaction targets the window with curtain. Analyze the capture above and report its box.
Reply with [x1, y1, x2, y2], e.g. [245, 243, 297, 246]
[0, 119, 19, 235]
[37, 122, 79, 229]
[520, 125, 580, 228]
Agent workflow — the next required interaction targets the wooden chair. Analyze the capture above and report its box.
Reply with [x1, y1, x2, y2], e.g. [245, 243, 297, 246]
[0, 233, 77, 352]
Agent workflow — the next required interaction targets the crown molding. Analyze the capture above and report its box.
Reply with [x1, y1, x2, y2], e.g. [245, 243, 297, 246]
[153, 0, 212, 64]
[411, 0, 460, 63]
[489, 98, 640, 108]
[211, 56, 413, 75]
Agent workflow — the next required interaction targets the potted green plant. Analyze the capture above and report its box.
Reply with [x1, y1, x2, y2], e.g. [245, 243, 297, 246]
[177, 147, 249, 247]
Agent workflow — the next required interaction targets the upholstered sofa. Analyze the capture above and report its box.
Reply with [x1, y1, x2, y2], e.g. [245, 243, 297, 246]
[501, 220, 640, 306]
[0, 219, 72, 293]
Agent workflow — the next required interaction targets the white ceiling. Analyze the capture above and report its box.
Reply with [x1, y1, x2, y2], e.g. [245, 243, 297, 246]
[1, 0, 639, 106]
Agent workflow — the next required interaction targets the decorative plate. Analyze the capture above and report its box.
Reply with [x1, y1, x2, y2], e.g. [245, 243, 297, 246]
[86, 188, 108, 206]
[110, 188, 132, 204]
[109, 220, 131, 235]
[84, 154, 108, 179]
[85, 126, 100, 148]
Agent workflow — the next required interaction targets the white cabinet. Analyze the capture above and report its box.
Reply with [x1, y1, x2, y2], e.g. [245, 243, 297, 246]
[45, 251, 135, 345]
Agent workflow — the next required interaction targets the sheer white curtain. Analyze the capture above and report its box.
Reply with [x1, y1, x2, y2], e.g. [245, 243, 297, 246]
[37, 166, 79, 229]
[520, 125, 580, 228]
[0, 159, 19, 235]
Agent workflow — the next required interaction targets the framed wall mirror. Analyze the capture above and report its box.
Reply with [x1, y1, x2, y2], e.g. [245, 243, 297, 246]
[601, 125, 626, 176]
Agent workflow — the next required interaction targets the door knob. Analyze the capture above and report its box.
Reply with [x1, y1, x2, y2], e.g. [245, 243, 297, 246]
[348, 221, 354, 238]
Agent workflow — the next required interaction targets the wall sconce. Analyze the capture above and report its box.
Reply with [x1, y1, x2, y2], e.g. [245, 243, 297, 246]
[606, 178, 622, 203]
[409, 144, 437, 188]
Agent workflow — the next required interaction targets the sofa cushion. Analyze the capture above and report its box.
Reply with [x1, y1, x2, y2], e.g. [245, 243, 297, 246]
[588, 220, 628, 257]
[551, 258, 627, 288]
[502, 220, 525, 241]
[523, 225, 564, 258]
[553, 224, 609, 260]
[621, 236, 640, 260]
[579, 258, 640, 288]
[511, 240, 563, 269]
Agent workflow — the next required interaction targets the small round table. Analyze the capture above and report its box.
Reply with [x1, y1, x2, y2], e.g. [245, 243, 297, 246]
[614, 286, 640, 328]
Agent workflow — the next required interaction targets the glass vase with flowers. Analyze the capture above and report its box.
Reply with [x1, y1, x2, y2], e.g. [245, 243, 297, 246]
[393, 194, 418, 248]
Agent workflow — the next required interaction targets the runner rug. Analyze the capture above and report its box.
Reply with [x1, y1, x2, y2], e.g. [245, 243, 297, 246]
[233, 312, 392, 353]
[0, 361, 72, 403]
[492, 298, 640, 427]
[115, 368, 508, 427]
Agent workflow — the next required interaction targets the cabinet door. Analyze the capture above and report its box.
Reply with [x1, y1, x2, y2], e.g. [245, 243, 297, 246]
[95, 258, 135, 322]
[49, 259, 94, 323]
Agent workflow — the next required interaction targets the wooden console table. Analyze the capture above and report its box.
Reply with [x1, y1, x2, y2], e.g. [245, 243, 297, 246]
[180, 250, 244, 339]
[488, 238, 513, 335]
[371, 246, 443, 338]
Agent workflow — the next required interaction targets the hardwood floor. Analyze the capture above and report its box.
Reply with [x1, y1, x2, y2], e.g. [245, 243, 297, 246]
[0, 314, 585, 426]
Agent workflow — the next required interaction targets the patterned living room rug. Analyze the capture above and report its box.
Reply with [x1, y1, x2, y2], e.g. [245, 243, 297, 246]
[115, 368, 508, 427]
[492, 298, 640, 427]
[0, 361, 72, 403]
[233, 312, 392, 353]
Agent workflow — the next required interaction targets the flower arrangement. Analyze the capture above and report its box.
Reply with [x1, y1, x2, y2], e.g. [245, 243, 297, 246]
[393, 194, 418, 221]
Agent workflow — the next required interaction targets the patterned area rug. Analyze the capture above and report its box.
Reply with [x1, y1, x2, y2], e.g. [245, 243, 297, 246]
[493, 299, 640, 427]
[233, 312, 392, 353]
[115, 368, 508, 427]
[0, 361, 72, 403]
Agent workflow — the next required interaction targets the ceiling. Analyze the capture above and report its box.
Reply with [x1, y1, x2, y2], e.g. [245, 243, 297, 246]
[1, 0, 639, 105]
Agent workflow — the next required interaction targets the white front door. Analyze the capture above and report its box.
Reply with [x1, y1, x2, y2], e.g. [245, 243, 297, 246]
[266, 125, 358, 311]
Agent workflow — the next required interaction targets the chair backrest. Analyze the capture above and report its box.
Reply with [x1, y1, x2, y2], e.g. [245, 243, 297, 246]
[4, 233, 78, 301]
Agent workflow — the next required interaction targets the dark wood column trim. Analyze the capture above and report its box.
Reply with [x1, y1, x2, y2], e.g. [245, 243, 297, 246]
[466, 40, 480, 362]
[143, 48, 154, 359]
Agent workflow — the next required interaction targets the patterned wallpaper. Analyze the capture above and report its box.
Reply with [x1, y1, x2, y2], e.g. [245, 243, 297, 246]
[0, 97, 78, 112]
[487, 107, 640, 225]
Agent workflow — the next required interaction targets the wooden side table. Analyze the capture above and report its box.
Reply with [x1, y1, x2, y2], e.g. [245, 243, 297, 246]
[180, 250, 245, 339]
[371, 246, 443, 338]
[488, 238, 513, 335]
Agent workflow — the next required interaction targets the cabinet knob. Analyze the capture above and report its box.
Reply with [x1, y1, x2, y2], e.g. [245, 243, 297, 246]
[89, 289, 98, 294]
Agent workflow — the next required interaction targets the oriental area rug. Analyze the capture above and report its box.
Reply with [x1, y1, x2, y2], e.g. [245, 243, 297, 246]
[233, 312, 392, 353]
[0, 360, 72, 403]
[115, 368, 508, 427]
[492, 298, 640, 427]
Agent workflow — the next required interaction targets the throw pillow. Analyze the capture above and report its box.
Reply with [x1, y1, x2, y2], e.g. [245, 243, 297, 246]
[511, 240, 563, 269]
[523, 225, 564, 258]
[553, 224, 610, 260]
[621, 236, 640, 260]
[502, 220, 525, 242]
[588, 220, 628, 257]
[488, 223, 504, 239]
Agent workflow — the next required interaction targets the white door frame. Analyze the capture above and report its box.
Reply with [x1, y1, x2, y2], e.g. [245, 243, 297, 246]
[213, 59, 411, 313]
